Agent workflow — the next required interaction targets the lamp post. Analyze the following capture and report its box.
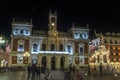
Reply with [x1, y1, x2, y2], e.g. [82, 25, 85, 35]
[23, 52, 30, 64]
[23, 52, 30, 70]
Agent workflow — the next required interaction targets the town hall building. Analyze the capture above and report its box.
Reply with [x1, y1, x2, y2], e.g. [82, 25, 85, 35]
[10, 11, 90, 70]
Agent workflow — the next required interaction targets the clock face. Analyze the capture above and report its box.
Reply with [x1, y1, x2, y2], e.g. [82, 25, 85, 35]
[52, 23, 55, 26]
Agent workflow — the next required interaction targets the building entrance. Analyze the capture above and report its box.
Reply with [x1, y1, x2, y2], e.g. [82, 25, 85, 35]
[41, 56, 47, 68]
[60, 56, 65, 70]
[51, 56, 56, 70]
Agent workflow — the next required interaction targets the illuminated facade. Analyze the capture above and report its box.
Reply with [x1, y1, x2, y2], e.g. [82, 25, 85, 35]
[10, 11, 90, 70]
[90, 32, 120, 73]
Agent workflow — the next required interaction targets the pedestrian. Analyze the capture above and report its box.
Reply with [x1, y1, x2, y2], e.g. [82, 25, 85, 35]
[45, 71, 51, 80]
[27, 63, 31, 80]
[31, 64, 37, 80]
[36, 64, 41, 80]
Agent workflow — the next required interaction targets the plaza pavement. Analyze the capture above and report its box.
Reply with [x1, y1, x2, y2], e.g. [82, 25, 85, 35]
[0, 70, 26, 80]
[78, 68, 120, 80]
[1, 68, 119, 80]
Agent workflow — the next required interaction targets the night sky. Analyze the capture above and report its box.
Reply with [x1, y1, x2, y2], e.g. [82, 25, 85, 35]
[0, 1, 120, 38]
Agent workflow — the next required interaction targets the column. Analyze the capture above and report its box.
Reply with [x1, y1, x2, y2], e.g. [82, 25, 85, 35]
[56, 55, 60, 70]
[47, 54, 51, 70]
[65, 55, 69, 69]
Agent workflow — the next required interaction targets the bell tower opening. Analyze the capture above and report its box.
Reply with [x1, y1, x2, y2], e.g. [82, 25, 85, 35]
[48, 10, 58, 37]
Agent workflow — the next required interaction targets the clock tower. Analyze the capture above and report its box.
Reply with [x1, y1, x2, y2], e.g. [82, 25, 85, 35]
[48, 10, 58, 37]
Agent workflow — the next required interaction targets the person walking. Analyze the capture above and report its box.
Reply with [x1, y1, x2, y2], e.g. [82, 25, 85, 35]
[27, 63, 32, 80]
[31, 64, 37, 80]
[36, 65, 41, 80]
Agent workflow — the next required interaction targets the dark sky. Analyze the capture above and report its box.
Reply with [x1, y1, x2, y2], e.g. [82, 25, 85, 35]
[0, 0, 120, 38]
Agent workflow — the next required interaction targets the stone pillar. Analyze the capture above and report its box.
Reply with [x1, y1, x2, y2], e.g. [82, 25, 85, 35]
[47, 54, 51, 70]
[65, 55, 69, 69]
[56, 55, 60, 70]
[38, 54, 42, 66]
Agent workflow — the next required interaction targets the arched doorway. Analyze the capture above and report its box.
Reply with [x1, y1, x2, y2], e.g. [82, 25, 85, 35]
[41, 56, 47, 68]
[60, 56, 65, 70]
[51, 56, 56, 70]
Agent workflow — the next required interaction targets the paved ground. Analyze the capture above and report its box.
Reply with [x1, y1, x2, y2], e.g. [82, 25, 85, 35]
[79, 68, 120, 80]
[23, 70, 65, 80]
[0, 71, 25, 80]
[0, 69, 120, 80]
[50, 70, 64, 80]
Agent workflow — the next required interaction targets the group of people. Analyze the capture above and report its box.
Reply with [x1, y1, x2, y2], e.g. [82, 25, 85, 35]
[27, 63, 50, 80]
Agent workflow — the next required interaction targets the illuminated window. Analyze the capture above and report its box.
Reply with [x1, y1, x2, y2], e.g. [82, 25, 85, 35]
[17, 55, 23, 63]
[25, 30, 29, 34]
[15, 29, 18, 34]
[18, 44, 24, 51]
[80, 47, 83, 54]
[17, 40, 25, 52]
[33, 43, 38, 52]
[42, 44, 46, 51]
[67, 45, 71, 53]
[79, 43, 84, 54]
[51, 44, 55, 51]
[80, 33, 82, 38]
[79, 56, 84, 64]
[74, 33, 79, 39]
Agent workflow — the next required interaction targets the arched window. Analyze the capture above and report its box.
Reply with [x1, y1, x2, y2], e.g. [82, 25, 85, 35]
[42, 44, 46, 51]
[17, 40, 25, 52]
[80, 47, 84, 54]
[115, 40, 118, 44]
[51, 44, 55, 51]
[33, 43, 38, 52]
[104, 39, 108, 44]
[67, 45, 71, 53]
[20, 29, 24, 34]
[80, 33, 82, 38]
[78, 43, 84, 54]
[110, 40, 113, 44]
[59, 44, 63, 51]
[14, 29, 18, 34]
[25, 30, 29, 34]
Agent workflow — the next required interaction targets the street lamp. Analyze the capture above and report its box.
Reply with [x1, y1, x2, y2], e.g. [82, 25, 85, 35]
[23, 52, 30, 70]
[23, 52, 30, 64]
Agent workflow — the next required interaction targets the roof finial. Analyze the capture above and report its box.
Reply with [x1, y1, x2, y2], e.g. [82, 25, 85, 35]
[49, 10, 52, 15]
[94, 29, 98, 38]
[13, 17, 15, 23]
[72, 22, 75, 28]
[87, 23, 89, 28]
[30, 18, 32, 24]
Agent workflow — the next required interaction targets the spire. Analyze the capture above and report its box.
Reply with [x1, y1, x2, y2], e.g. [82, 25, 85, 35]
[94, 29, 98, 38]
[100, 32, 104, 45]
[30, 18, 32, 24]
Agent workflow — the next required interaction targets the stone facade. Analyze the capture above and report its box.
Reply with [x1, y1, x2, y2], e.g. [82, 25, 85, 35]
[10, 11, 90, 70]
